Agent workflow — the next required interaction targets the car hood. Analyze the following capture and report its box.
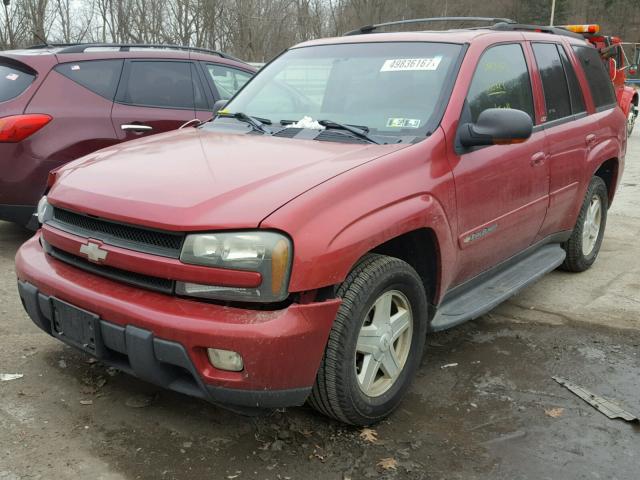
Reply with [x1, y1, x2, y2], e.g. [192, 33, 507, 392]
[49, 128, 408, 231]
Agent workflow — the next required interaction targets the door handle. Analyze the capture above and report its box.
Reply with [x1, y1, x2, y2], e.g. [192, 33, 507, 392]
[530, 152, 547, 167]
[121, 124, 153, 132]
[586, 134, 597, 148]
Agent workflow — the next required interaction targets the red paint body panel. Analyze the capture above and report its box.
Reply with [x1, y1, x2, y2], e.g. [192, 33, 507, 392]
[262, 128, 458, 299]
[16, 234, 340, 390]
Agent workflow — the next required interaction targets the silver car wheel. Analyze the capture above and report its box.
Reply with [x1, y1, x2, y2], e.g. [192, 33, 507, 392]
[355, 290, 413, 398]
[582, 194, 602, 256]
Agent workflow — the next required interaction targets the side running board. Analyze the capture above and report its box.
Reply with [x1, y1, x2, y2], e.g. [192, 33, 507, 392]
[431, 244, 566, 331]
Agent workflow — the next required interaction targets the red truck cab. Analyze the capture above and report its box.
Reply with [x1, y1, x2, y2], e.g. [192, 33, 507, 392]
[15, 19, 626, 425]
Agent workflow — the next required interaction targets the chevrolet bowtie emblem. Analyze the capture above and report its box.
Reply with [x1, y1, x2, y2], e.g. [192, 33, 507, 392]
[80, 241, 108, 263]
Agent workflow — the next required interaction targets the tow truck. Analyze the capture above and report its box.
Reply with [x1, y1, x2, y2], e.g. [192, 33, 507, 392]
[564, 24, 639, 135]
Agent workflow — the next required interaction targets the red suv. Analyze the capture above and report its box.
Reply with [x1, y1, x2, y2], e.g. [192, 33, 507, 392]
[0, 43, 255, 227]
[15, 20, 626, 425]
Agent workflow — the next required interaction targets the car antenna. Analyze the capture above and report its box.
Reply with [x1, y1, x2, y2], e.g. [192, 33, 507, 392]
[32, 31, 52, 49]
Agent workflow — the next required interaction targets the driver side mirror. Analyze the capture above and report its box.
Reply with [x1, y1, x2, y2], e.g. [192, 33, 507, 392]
[459, 108, 533, 148]
[213, 99, 228, 115]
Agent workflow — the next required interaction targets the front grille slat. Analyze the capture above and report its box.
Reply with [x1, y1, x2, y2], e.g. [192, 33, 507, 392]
[50, 207, 184, 258]
[49, 245, 174, 294]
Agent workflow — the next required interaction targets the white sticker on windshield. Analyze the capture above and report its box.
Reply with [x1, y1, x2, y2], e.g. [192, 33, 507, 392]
[386, 118, 421, 128]
[71, 65, 80, 71]
[380, 57, 442, 72]
[5, 73, 19, 81]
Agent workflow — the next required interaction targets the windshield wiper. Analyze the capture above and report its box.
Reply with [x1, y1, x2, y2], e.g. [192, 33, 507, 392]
[217, 111, 272, 134]
[318, 120, 380, 144]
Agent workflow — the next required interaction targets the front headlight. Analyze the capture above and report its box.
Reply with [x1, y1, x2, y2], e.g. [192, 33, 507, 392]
[36, 196, 52, 224]
[177, 231, 292, 302]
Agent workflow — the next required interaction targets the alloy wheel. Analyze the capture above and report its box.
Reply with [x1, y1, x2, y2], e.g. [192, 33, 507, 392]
[582, 194, 602, 256]
[354, 290, 413, 397]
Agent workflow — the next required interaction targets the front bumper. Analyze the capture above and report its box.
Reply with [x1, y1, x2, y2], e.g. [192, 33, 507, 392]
[16, 234, 341, 411]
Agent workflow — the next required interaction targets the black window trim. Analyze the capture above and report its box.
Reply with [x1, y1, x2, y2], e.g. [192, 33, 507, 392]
[191, 61, 215, 110]
[115, 59, 199, 111]
[556, 43, 587, 116]
[189, 62, 211, 111]
[531, 41, 578, 125]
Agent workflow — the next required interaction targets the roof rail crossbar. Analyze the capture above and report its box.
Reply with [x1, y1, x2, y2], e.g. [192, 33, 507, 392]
[344, 16, 517, 36]
[50, 43, 247, 64]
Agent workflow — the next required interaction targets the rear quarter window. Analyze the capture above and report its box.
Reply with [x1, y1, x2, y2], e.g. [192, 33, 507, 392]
[572, 45, 617, 110]
[55, 60, 124, 100]
[0, 63, 36, 102]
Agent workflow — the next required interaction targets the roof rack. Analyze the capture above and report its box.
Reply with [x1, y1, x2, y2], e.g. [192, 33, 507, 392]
[491, 22, 585, 40]
[344, 17, 517, 36]
[27, 42, 248, 64]
[27, 43, 83, 49]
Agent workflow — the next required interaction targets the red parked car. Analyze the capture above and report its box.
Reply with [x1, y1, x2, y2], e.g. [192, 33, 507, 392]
[0, 43, 255, 227]
[16, 19, 626, 425]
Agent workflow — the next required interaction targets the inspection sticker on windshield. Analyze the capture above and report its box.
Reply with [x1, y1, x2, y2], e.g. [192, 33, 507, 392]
[380, 56, 442, 72]
[5, 73, 19, 81]
[387, 118, 421, 128]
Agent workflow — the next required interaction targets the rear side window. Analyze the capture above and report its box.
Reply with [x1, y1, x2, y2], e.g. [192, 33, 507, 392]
[0, 63, 35, 102]
[572, 46, 617, 110]
[55, 60, 123, 100]
[118, 61, 196, 109]
[467, 44, 535, 123]
[206, 64, 252, 100]
[557, 46, 586, 114]
[532, 43, 572, 122]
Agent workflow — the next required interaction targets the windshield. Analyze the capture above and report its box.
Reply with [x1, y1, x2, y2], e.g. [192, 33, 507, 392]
[223, 42, 462, 141]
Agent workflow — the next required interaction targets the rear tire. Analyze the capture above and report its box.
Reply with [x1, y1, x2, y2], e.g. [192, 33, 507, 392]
[561, 176, 608, 272]
[628, 103, 637, 137]
[309, 254, 428, 425]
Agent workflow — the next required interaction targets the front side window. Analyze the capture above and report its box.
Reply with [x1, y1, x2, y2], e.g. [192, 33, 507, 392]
[55, 60, 123, 100]
[572, 45, 617, 110]
[223, 42, 463, 139]
[206, 64, 252, 100]
[467, 44, 535, 123]
[118, 61, 195, 109]
[532, 43, 572, 122]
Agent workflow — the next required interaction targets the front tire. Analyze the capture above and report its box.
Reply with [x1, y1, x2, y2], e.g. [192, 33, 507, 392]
[309, 254, 428, 425]
[561, 176, 608, 272]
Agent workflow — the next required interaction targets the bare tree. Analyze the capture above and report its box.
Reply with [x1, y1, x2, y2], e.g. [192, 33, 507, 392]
[2, 0, 639, 61]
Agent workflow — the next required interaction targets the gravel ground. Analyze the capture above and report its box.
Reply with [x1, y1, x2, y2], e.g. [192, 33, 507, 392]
[1, 131, 639, 480]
